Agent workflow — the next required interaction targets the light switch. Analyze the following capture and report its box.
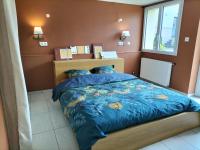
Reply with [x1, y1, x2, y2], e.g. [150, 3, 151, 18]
[117, 41, 124, 46]
[184, 37, 190, 43]
[39, 41, 48, 47]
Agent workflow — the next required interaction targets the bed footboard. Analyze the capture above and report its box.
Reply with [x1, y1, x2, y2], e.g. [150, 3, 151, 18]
[93, 112, 200, 150]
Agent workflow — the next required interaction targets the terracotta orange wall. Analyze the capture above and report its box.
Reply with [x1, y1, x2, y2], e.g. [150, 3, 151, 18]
[0, 97, 9, 150]
[142, 0, 200, 93]
[15, 0, 143, 91]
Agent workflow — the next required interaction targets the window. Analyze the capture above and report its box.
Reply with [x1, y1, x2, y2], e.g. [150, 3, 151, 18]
[142, 0, 184, 56]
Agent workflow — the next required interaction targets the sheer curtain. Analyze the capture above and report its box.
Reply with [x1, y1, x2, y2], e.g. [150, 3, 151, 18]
[0, 0, 32, 149]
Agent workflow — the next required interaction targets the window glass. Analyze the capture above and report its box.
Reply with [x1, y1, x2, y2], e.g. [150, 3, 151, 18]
[144, 8, 159, 50]
[142, 0, 183, 56]
[160, 4, 180, 52]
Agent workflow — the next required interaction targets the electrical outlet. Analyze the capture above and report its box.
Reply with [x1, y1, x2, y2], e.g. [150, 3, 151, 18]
[184, 37, 190, 43]
[39, 42, 48, 47]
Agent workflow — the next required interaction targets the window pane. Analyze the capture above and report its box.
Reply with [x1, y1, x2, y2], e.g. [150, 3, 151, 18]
[144, 8, 159, 50]
[159, 3, 180, 52]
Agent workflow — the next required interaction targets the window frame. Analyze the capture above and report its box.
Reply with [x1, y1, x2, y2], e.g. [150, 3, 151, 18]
[142, 0, 184, 56]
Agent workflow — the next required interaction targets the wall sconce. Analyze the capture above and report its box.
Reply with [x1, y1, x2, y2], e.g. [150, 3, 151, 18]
[120, 30, 130, 41]
[33, 26, 43, 40]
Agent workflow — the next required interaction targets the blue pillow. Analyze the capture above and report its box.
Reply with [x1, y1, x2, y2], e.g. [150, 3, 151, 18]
[91, 65, 116, 74]
[64, 69, 91, 78]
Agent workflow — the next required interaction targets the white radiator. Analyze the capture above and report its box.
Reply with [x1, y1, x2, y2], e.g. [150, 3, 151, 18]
[140, 58, 173, 87]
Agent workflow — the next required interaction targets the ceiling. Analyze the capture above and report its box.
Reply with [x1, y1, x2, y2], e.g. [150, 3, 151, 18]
[98, 0, 165, 6]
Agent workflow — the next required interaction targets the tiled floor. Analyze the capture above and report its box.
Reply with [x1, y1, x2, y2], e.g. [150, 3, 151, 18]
[191, 96, 200, 104]
[29, 90, 200, 150]
[29, 90, 79, 150]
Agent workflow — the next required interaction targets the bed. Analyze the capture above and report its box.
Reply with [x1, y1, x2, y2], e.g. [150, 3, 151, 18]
[52, 58, 200, 150]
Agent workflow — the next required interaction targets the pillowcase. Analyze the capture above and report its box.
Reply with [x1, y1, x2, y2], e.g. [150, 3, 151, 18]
[64, 69, 91, 78]
[91, 65, 116, 74]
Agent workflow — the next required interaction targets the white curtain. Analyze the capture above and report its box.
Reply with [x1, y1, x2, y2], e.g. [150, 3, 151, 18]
[1, 0, 32, 149]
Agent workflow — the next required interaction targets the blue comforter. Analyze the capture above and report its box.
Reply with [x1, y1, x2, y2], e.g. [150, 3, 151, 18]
[52, 73, 200, 150]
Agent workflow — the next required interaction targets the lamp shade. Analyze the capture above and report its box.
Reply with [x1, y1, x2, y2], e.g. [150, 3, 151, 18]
[122, 30, 130, 37]
[34, 26, 43, 35]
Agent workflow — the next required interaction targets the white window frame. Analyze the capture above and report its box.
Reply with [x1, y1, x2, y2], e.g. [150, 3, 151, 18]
[142, 0, 184, 56]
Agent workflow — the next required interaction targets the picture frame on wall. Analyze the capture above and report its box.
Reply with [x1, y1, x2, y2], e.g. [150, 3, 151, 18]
[70, 45, 90, 54]
[70, 46, 78, 54]
[77, 46, 85, 54]
[54, 48, 72, 60]
[84, 45, 90, 54]
[93, 44, 103, 59]
[100, 51, 118, 59]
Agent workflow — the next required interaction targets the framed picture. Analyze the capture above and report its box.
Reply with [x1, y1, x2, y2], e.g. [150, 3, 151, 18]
[93, 44, 103, 59]
[54, 48, 72, 60]
[100, 51, 118, 59]
[70, 46, 78, 54]
[84, 45, 90, 54]
[70, 45, 90, 54]
[77, 46, 85, 54]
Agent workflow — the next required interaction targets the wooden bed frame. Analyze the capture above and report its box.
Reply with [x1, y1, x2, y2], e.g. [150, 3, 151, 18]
[53, 58, 200, 150]
[53, 58, 124, 85]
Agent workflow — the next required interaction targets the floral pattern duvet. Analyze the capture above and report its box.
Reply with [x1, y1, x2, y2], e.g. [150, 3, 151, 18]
[52, 73, 200, 150]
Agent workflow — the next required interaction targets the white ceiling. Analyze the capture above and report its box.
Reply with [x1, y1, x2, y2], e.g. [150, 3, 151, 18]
[99, 0, 165, 6]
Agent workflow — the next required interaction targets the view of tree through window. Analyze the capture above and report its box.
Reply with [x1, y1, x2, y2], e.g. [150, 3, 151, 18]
[144, 7, 159, 50]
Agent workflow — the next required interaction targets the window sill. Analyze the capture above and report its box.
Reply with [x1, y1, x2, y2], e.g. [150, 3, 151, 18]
[142, 49, 178, 56]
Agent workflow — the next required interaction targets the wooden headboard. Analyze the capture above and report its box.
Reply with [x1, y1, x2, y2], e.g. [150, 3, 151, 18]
[53, 58, 124, 85]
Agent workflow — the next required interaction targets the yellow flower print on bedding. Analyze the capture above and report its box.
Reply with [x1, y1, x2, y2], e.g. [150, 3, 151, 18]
[136, 84, 146, 91]
[113, 88, 130, 94]
[84, 87, 96, 94]
[67, 95, 86, 107]
[108, 102, 123, 110]
[155, 94, 168, 100]
[93, 90, 109, 96]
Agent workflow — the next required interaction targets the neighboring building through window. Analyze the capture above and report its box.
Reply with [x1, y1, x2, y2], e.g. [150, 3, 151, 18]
[142, 0, 184, 56]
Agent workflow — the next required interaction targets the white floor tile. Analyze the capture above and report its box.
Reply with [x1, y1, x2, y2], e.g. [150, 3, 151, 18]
[32, 131, 59, 150]
[161, 136, 199, 150]
[141, 142, 169, 150]
[43, 89, 53, 101]
[178, 130, 200, 149]
[30, 92, 45, 101]
[43, 89, 52, 93]
[190, 96, 200, 104]
[47, 99, 61, 112]
[29, 90, 42, 95]
[30, 92, 48, 114]
[55, 127, 79, 150]
[49, 109, 68, 129]
[192, 127, 200, 133]
[31, 112, 53, 134]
